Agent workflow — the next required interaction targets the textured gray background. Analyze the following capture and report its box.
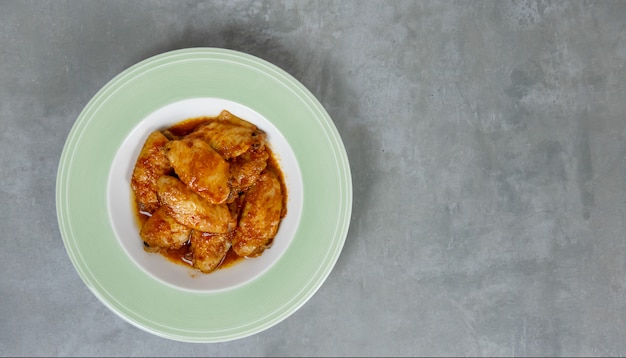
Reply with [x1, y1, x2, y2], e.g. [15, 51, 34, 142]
[2, 0, 626, 356]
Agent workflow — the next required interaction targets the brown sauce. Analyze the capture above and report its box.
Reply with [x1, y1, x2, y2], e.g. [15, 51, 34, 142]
[132, 114, 287, 272]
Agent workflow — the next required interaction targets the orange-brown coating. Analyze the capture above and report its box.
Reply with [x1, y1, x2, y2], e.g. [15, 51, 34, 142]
[140, 206, 191, 252]
[216, 110, 257, 130]
[130, 131, 172, 213]
[165, 138, 230, 204]
[228, 144, 269, 199]
[184, 110, 264, 158]
[131, 110, 288, 274]
[232, 170, 283, 257]
[188, 121, 260, 159]
[189, 231, 232, 273]
[156, 175, 235, 233]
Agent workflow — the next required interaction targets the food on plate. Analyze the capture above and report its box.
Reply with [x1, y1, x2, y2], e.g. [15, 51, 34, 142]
[189, 231, 232, 273]
[130, 131, 172, 214]
[164, 138, 231, 204]
[186, 120, 261, 159]
[156, 175, 235, 233]
[130, 110, 287, 273]
[140, 206, 191, 252]
[232, 170, 283, 257]
[228, 138, 269, 194]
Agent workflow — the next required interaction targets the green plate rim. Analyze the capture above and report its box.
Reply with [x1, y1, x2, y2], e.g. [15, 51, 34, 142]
[55, 48, 352, 342]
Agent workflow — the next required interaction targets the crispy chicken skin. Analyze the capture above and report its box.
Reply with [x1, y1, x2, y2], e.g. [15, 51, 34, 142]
[165, 138, 230, 204]
[228, 142, 269, 198]
[189, 231, 231, 273]
[140, 206, 191, 252]
[131, 110, 287, 273]
[232, 170, 283, 257]
[156, 175, 235, 233]
[186, 110, 266, 159]
[216, 110, 257, 130]
[131, 131, 172, 214]
[187, 121, 257, 159]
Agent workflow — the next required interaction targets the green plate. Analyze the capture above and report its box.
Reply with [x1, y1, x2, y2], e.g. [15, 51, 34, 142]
[56, 48, 352, 342]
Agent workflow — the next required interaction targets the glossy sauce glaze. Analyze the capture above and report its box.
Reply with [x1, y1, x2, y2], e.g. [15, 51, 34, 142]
[133, 115, 287, 272]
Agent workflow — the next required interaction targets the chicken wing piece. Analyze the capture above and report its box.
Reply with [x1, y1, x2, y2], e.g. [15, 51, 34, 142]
[187, 112, 266, 159]
[216, 110, 258, 130]
[131, 131, 172, 214]
[165, 138, 230, 204]
[232, 170, 283, 257]
[189, 230, 231, 273]
[156, 175, 235, 233]
[228, 145, 269, 200]
[140, 206, 191, 252]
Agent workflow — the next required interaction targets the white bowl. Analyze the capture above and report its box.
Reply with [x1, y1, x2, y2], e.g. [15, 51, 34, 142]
[107, 97, 303, 292]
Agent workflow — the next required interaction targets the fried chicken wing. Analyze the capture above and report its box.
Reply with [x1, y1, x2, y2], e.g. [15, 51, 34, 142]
[165, 138, 230, 204]
[232, 170, 283, 257]
[189, 230, 231, 273]
[156, 175, 235, 233]
[131, 131, 172, 213]
[187, 110, 266, 159]
[140, 206, 191, 252]
[228, 145, 269, 198]
[216, 110, 257, 130]
[131, 110, 288, 274]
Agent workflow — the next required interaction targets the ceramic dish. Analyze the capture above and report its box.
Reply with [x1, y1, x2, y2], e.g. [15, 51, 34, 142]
[56, 48, 352, 342]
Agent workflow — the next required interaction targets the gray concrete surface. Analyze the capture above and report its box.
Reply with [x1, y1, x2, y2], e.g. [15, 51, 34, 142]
[2, 0, 626, 356]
